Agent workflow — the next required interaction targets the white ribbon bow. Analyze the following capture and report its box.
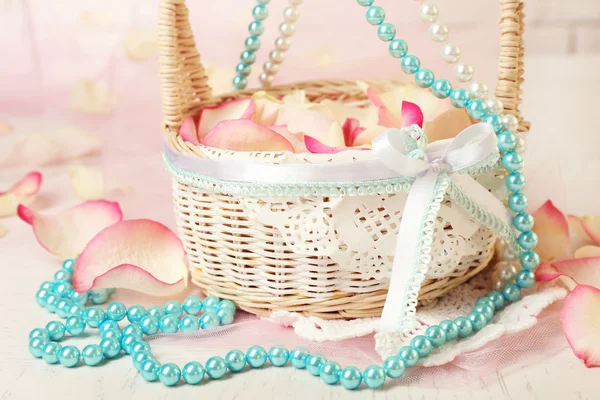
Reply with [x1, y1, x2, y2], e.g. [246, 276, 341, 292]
[373, 123, 512, 333]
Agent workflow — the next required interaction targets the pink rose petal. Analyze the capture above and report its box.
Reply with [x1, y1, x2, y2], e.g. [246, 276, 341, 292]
[17, 200, 122, 258]
[533, 200, 570, 261]
[72, 219, 188, 297]
[269, 125, 306, 153]
[0, 171, 42, 217]
[367, 87, 385, 108]
[535, 262, 562, 282]
[569, 215, 598, 250]
[276, 105, 345, 147]
[304, 136, 368, 154]
[575, 246, 600, 259]
[535, 257, 600, 288]
[179, 116, 201, 145]
[582, 216, 600, 246]
[425, 108, 472, 143]
[378, 107, 403, 129]
[560, 285, 600, 367]
[401, 101, 424, 128]
[204, 120, 294, 152]
[352, 125, 388, 147]
[342, 118, 364, 147]
[197, 98, 255, 140]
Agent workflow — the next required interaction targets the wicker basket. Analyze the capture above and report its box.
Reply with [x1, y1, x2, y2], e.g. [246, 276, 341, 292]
[158, 0, 529, 319]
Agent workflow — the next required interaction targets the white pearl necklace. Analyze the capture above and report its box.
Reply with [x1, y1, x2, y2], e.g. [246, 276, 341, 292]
[259, 0, 303, 88]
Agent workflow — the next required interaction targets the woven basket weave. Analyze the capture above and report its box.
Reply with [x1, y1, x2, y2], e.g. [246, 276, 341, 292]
[158, 0, 529, 319]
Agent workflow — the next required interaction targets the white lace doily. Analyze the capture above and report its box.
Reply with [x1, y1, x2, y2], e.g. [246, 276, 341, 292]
[264, 272, 567, 366]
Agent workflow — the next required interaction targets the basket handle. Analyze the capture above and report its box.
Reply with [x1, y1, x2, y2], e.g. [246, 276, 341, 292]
[159, 0, 530, 135]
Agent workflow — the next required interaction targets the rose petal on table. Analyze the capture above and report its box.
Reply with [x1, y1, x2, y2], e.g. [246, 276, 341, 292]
[575, 246, 600, 259]
[401, 101, 424, 128]
[304, 135, 368, 154]
[560, 284, 600, 368]
[198, 98, 255, 140]
[352, 125, 388, 147]
[72, 219, 188, 296]
[204, 120, 293, 152]
[124, 29, 158, 61]
[252, 91, 283, 126]
[425, 108, 472, 143]
[582, 216, 600, 246]
[269, 125, 306, 153]
[17, 200, 122, 258]
[0, 171, 42, 217]
[568, 215, 596, 250]
[536, 257, 600, 288]
[179, 117, 201, 145]
[69, 165, 104, 200]
[70, 79, 117, 114]
[533, 200, 570, 261]
[342, 118, 363, 146]
[0, 120, 14, 136]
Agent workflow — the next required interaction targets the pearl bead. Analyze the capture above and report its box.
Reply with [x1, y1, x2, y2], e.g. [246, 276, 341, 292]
[415, 69, 435, 88]
[58, 345, 80, 368]
[140, 359, 161, 382]
[513, 212, 535, 232]
[502, 151, 523, 172]
[252, 5, 269, 21]
[182, 361, 205, 385]
[487, 291, 505, 310]
[466, 99, 489, 119]
[83, 307, 105, 328]
[279, 22, 296, 37]
[440, 320, 459, 341]
[164, 300, 183, 317]
[495, 262, 517, 283]
[236, 63, 251, 77]
[66, 304, 83, 318]
[383, 356, 405, 378]
[497, 130, 517, 152]
[454, 63, 474, 82]
[62, 259, 75, 272]
[258, 72, 273, 87]
[425, 325, 447, 348]
[206, 356, 227, 379]
[357, 0, 374, 5]
[130, 342, 151, 357]
[429, 23, 448, 42]
[263, 60, 279, 74]
[225, 349, 246, 372]
[82, 344, 103, 366]
[90, 288, 109, 304]
[283, 6, 300, 22]
[246, 345, 268, 368]
[102, 330, 121, 341]
[449, 88, 470, 108]
[473, 303, 494, 322]
[240, 50, 256, 65]
[401, 55, 420, 74]
[100, 337, 121, 358]
[45, 294, 59, 312]
[54, 270, 71, 281]
[105, 301, 127, 321]
[363, 365, 386, 388]
[520, 251, 541, 270]
[411, 335, 433, 357]
[319, 361, 341, 384]
[467, 311, 487, 331]
[29, 328, 49, 341]
[55, 299, 72, 317]
[289, 347, 309, 369]
[305, 355, 326, 376]
[35, 289, 50, 306]
[340, 366, 362, 390]
[29, 337, 48, 358]
[508, 192, 528, 213]
[454, 316, 473, 338]
[182, 296, 203, 315]
[53, 281, 72, 298]
[268, 346, 289, 367]
[159, 363, 181, 386]
[515, 136, 527, 153]
[274, 37, 291, 52]
[140, 315, 159, 335]
[269, 50, 286, 65]
[432, 79, 452, 99]
[99, 320, 119, 333]
[397, 346, 419, 367]
[516, 270, 536, 288]
[69, 291, 88, 306]
[469, 81, 489, 100]
[133, 351, 152, 370]
[502, 114, 519, 133]
[218, 299, 236, 312]
[518, 231, 539, 250]
[216, 308, 234, 325]
[232, 75, 248, 90]
[122, 324, 142, 338]
[502, 283, 521, 302]
[377, 23, 396, 41]
[159, 315, 179, 333]
[419, 3, 438, 23]
[483, 113, 503, 133]
[126, 305, 146, 324]
[366, 6, 386, 25]
[389, 39, 408, 58]
[486, 98, 504, 115]
[245, 36, 261, 52]
[199, 311, 220, 329]
[179, 315, 200, 333]
[506, 172, 526, 192]
[441, 43, 461, 63]
[248, 20, 264, 36]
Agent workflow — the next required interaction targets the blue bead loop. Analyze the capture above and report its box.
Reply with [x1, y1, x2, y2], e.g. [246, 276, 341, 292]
[449, 88, 470, 108]
[467, 311, 487, 331]
[58, 345, 80, 368]
[246, 345, 268, 368]
[62, 259, 75, 272]
[401, 55, 420, 74]
[363, 365, 386, 389]
[508, 192, 529, 213]
[199, 311, 220, 329]
[397, 346, 419, 368]
[383, 356, 405, 378]
[439, 320, 459, 341]
[357, 0, 374, 6]
[466, 99, 489, 119]
[487, 291, 506, 310]
[248, 20, 264, 36]
[244, 36, 261, 52]
[240, 51, 256, 65]
[411, 335, 433, 357]
[306, 355, 326, 376]
[268, 346, 289, 367]
[518, 231, 539, 250]
[29, 337, 48, 358]
[473, 304, 494, 323]
[252, 4, 269, 21]
[516, 270, 536, 289]
[182, 361, 205, 385]
[502, 152, 524, 172]
[520, 251, 541, 270]
[206, 356, 228, 379]
[513, 212, 535, 232]
[483, 114, 504, 133]
[289, 347, 309, 369]
[502, 283, 522, 303]
[140, 315, 160, 335]
[126, 305, 146, 324]
[415, 69, 435, 88]
[506, 172, 526, 192]
[497, 130, 517, 152]
[377, 23, 396, 41]
[159, 363, 181, 386]
[183, 296, 203, 315]
[454, 316, 473, 338]
[425, 325, 447, 348]
[319, 361, 341, 385]
[340, 366, 363, 390]
[225, 350, 246, 372]
[389, 39, 408, 58]
[159, 315, 179, 334]
[82, 344, 103, 366]
[233, 75, 248, 90]
[140, 359, 161, 382]
[100, 337, 121, 359]
[366, 6, 386, 25]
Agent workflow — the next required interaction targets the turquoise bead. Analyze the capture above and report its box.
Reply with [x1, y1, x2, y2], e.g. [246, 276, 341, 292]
[357, 0, 374, 5]
[388, 39, 408, 58]
[35, 289, 50, 306]
[62, 259, 75, 272]
[440, 320, 459, 341]
[55, 299, 72, 318]
[268, 346, 289, 367]
[82, 344, 103, 366]
[383, 355, 405, 378]
[216, 308, 234, 325]
[454, 316, 473, 338]
[411, 335, 433, 357]
[248, 20, 264, 36]
[131, 341, 151, 355]
[401, 55, 420, 74]
[106, 301, 127, 321]
[203, 296, 220, 311]
[69, 291, 88, 306]
[147, 306, 164, 319]
[133, 350, 152, 370]
[206, 356, 227, 379]
[122, 324, 143, 338]
[53, 281, 72, 298]
[319, 361, 341, 385]
[159, 315, 179, 333]
[83, 307, 105, 328]
[127, 305, 146, 324]
[415, 69, 435, 88]
[449, 88, 470, 108]
[467, 311, 487, 331]
[40, 281, 54, 291]
[502, 283, 521, 302]
[164, 300, 184, 318]
[397, 346, 419, 368]
[518, 231, 539, 250]
[483, 114, 504, 133]
[29, 337, 48, 358]
[102, 330, 121, 341]
[100, 337, 121, 358]
[366, 6, 385, 25]
[520, 251, 541, 270]
[246, 345, 268, 368]
[476, 298, 496, 312]
[45, 294, 59, 312]
[306, 355, 326, 376]
[506, 172, 526, 192]
[225, 350, 246, 372]
[497, 130, 517, 152]
[486, 291, 506, 310]
[340, 366, 362, 390]
[159, 363, 181, 386]
[183, 296, 203, 315]
[473, 304, 494, 322]
[466, 99, 489, 119]
[90, 288, 109, 304]
[252, 4, 269, 21]
[99, 320, 119, 333]
[257, 0, 270, 4]
[502, 152, 524, 172]
[66, 304, 83, 318]
[240, 50, 256, 65]
[218, 299, 236, 312]
[120, 334, 137, 354]
[140, 315, 160, 335]
[182, 361, 205, 385]
[289, 347, 309, 369]
[54, 270, 71, 282]
[508, 192, 528, 213]
[65, 316, 86, 336]
[513, 212, 535, 232]
[363, 365, 386, 389]
[431, 79, 452, 99]
[377, 23, 396, 41]
[425, 325, 447, 348]
[58, 345, 80, 368]
[29, 328, 48, 341]
[199, 311, 220, 329]
[141, 359, 161, 382]
[46, 321, 66, 341]
[179, 315, 200, 333]
[233, 75, 248, 90]
[516, 270, 536, 289]
[244, 36, 260, 52]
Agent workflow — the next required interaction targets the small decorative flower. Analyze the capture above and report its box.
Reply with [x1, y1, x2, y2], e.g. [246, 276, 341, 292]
[401, 124, 428, 160]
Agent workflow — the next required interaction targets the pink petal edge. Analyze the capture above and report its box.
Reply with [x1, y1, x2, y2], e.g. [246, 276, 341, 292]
[204, 119, 294, 152]
[560, 285, 600, 368]
[342, 118, 364, 147]
[0, 171, 43, 217]
[401, 101, 424, 128]
[179, 117, 201, 145]
[197, 98, 256, 139]
[533, 200, 571, 261]
[304, 135, 368, 154]
[72, 219, 188, 297]
[546, 257, 600, 288]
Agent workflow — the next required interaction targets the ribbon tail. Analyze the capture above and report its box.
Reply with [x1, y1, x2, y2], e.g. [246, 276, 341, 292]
[379, 169, 444, 333]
